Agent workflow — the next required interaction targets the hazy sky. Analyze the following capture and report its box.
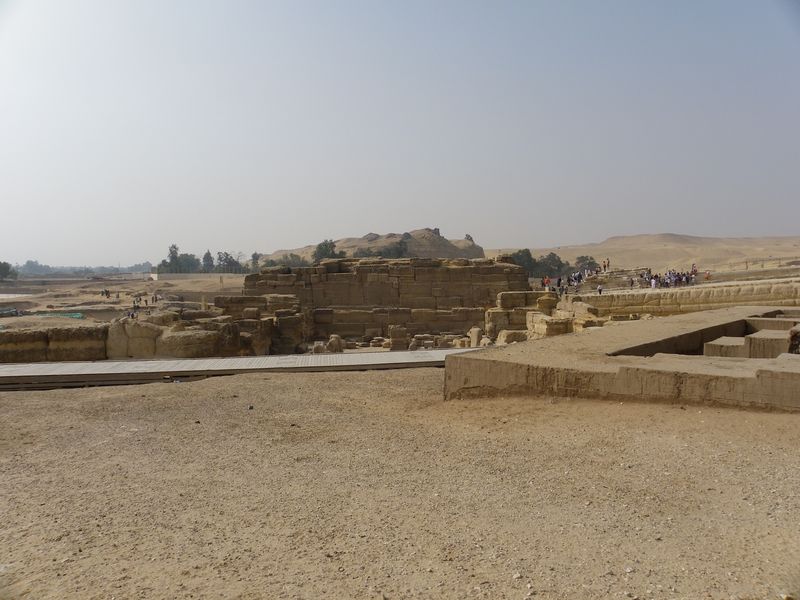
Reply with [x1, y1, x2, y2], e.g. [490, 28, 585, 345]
[1, 0, 799, 266]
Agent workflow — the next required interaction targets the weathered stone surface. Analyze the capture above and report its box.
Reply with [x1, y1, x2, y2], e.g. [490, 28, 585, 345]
[326, 334, 344, 353]
[156, 330, 220, 358]
[445, 306, 800, 411]
[0, 329, 50, 363]
[496, 329, 528, 345]
[567, 279, 800, 317]
[46, 326, 108, 361]
[527, 313, 574, 337]
[468, 326, 483, 348]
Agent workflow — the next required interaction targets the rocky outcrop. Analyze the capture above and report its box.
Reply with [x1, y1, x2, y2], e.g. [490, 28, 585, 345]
[263, 227, 485, 262]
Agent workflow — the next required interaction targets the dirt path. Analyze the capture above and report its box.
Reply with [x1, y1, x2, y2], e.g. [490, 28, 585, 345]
[1, 369, 798, 599]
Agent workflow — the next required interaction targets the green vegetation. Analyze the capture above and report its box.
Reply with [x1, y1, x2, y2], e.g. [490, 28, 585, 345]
[575, 255, 599, 272]
[353, 240, 409, 259]
[158, 245, 245, 273]
[263, 253, 310, 268]
[0, 261, 18, 281]
[508, 249, 597, 278]
[202, 250, 215, 272]
[312, 239, 346, 263]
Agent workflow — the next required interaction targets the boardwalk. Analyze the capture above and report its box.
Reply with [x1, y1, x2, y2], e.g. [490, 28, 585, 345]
[0, 348, 475, 390]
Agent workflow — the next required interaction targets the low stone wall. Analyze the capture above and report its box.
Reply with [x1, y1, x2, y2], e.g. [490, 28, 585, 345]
[0, 325, 108, 363]
[0, 309, 290, 363]
[567, 279, 800, 316]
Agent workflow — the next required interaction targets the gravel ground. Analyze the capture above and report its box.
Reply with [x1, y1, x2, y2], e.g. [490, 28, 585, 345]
[1, 368, 798, 600]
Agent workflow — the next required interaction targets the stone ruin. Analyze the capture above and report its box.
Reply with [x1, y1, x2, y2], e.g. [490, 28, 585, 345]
[214, 257, 530, 353]
[445, 306, 800, 411]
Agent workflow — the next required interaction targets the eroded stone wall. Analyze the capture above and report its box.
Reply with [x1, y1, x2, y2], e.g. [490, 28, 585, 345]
[0, 326, 108, 363]
[243, 258, 529, 310]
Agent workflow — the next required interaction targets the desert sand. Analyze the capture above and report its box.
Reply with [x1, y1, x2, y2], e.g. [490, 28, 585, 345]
[491, 233, 800, 274]
[1, 369, 798, 599]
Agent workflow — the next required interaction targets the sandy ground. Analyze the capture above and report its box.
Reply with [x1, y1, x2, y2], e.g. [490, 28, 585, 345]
[0, 276, 245, 331]
[1, 369, 798, 600]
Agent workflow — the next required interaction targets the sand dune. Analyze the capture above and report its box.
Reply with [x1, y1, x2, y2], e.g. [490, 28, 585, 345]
[491, 233, 800, 273]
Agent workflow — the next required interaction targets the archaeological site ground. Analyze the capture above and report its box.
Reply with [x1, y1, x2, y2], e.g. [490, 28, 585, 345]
[1, 254, 799, 599]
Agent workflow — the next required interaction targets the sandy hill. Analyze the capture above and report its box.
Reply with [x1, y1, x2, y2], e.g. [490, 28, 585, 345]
[265, 228, 485, 261]
[490, 233, 800, 273]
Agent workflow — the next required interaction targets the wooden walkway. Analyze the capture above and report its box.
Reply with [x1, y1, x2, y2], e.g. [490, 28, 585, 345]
[0, 349, 475, 390]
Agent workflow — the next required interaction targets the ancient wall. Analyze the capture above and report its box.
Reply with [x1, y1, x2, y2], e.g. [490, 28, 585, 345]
[312, 307, 485, 339]
[567, 279, 800, 316]
[0, 326, 108, 363]
[0, 310, 286, 363]
[243, 258, 529, 310]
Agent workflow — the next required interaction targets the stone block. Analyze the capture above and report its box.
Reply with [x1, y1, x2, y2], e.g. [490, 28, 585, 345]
[703, 336, 747, 358]
[496, 329, 529, 345]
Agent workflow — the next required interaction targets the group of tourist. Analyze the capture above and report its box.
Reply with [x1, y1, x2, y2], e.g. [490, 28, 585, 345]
[98, 288, 119, 299]
[127, 293, 162, 319]
[635, 266, 700, 289]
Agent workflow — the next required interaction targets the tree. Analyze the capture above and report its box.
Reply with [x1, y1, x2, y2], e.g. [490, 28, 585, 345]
[215, 251, 244, 272]
[158, 245, 202, 273]
[202, 250, 214, 273]
[508, 249, 537, 276]
[250, 252, 261, 273]
[0, 261, 18, 281]
[312, 239, 345, 263]
[168, 244, 180, 268]
[574, 255, 599, 272]
[535, 252, 571, 278]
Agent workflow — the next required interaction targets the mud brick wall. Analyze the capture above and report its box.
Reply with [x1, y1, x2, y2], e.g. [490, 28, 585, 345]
[243, 258, 529, 310]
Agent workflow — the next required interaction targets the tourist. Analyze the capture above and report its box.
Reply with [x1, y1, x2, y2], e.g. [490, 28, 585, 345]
[597, 284, 603, 295]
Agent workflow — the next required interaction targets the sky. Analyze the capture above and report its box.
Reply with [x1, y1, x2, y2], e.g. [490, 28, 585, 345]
[1, 0, 799, 266]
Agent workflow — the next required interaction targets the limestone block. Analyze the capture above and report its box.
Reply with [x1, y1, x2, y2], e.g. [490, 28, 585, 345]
[328, 323, 365, 338]
[125, 320, 163, 340]
[536, 294, 559, 315]
[496, 330, 529, 345]
[46, 326, 108, 362]
[435, 296, 463, 310]
[497, 291, 543, 309]
[468, 326, 483, 348]
[139, 311, 180, 326]
[386, 308, 412, 324]
[745, 330, 791, 359]
[0, 329, 49, 362]
[242, 307, 261, 320]
[399, 296, 437, 309]
[391, 328, 408, 342]
[128, 336, 156, 358]
[156, 330, 220, 358]
[484, 308, 509, 339]
[314, 308, 334, 324]
[573, 318, 605, 331]
[703, 336, 747, 358]
[107, 320, 129, 359]
[527, 313, 573, 337]
[326, 334, 344, 353]
[479, 335, 494, 347]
